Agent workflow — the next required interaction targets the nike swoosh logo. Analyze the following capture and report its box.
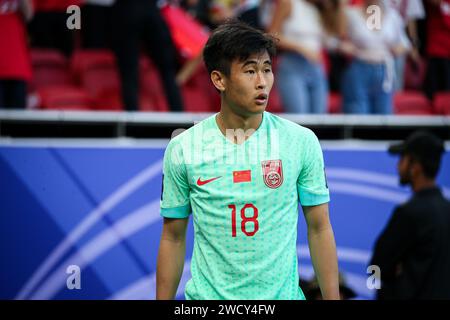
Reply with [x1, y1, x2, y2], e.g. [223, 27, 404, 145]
[197, 176, 221, 186]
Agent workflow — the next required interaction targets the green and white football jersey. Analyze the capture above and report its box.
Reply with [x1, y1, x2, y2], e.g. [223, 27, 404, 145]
[160, 111, 329, 300]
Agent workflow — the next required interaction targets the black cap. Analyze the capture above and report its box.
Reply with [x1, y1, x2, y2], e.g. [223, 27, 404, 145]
[388, 131, 445, 161]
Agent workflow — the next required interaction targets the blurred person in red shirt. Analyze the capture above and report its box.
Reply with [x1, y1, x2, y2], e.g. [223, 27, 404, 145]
[28, 0, 82, 56]
[424, 0, 450, 100]
[0, 0, 33, 109]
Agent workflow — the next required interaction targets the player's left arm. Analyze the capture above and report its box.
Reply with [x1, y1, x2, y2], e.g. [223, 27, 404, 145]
[303, 203, 340, 300]
[297, 129, 339, 299]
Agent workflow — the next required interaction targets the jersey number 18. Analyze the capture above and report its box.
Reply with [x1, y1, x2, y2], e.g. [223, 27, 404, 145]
[228, 204, 259, 237]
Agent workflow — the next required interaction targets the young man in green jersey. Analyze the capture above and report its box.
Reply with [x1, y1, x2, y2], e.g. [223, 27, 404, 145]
[156, 21, 339, 300]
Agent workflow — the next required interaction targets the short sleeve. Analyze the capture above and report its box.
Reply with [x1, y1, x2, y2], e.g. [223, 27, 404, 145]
[391, 11, 412, 50]
[406, 0, 425, 20]
[297, 131, 330, 206]
[160, 140, 191, 218]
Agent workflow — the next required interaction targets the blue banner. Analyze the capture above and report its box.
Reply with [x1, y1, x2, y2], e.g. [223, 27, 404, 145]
[1, 141, 449, 300]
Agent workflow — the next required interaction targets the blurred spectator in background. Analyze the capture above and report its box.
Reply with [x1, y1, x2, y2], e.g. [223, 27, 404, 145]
[268, 0, 347, 114]
[237, 0, 262, 28]
[370, 131, 450, 299]
[424, 0, 450, 100]
[111, 0, 184, 111]
[384, 0, 425, 91]
[341, 0, 411, 114]
[208, 0, 262, 29]
[179, 0, 217, 29]
[178, 0, 204, 19]
[28, 0, 81, 56]
[0, 0, 33, 109]
[81, 0, 114, 49]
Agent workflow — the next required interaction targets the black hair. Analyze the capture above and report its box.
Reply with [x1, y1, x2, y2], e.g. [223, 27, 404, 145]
[203, 20, 277, 76]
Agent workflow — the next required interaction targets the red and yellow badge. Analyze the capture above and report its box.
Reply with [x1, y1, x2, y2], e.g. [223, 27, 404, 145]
[233, 170, 251, 183]
[261, 159, 283, 189]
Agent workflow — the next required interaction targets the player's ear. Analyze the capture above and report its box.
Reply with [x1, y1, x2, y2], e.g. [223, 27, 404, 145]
[210, 70, 226, 92]
[410, 159, 423, 177]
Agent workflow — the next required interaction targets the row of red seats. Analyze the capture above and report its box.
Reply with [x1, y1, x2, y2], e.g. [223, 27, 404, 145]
[393, 91, 450, 115]
[29, 48, 222, 112]
[29, 49, 450, 114]
[327, 91, 450, 115]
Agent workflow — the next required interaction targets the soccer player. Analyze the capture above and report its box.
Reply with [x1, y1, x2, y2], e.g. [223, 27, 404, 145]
[156, 21, 339, 300]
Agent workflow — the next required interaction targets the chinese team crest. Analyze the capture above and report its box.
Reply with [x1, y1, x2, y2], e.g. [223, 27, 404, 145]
[261, 159, 283, 189]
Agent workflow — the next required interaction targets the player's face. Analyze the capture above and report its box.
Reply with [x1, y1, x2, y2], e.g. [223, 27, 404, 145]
[223, 51, 274, 116]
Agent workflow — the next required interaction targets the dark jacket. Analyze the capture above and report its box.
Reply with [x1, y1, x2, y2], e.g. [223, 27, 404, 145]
[370, 187, 450, 299]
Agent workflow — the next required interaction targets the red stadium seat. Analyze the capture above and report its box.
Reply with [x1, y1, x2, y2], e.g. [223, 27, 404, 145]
[139, 93, 162, 112]
[180, 64, 219, 113]
[70, 50, 122, 111]
[195, 64, 221, 112]
[71, 49, 117, 81]
[265, 56, 284, 113]
[433, 92, 450, 115]
[393, 91, 433, 115]
[30, 49, 72, 91]
[37, 86, 93, 110]
[328, 92, 342, 114]
[94, 89, 123, 111]
[181, 85, 212, 113]
[266, 85, 284, 113]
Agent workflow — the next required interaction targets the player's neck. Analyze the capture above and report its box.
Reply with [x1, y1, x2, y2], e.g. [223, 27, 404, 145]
[411, 176, 436, 193]
[216, 108, 263, 135]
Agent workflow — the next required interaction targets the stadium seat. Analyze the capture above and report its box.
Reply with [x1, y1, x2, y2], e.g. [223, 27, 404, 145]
[70, 50, 122, 110]
[266, 85, 284, 113]
[197, 64, 221, 112]
[37, 86, 93, 110]
[140, 57, 169, 111]
[94, 89, 123, 111]
[393, 91, 433, 115]
[181, 64, 219, 113]
[433, 92, 450, 115]
[71, 50, 116, 81]
[264, 56, 284, 114]
[181, 85, 212, 113]
[30, 49, 72, 91]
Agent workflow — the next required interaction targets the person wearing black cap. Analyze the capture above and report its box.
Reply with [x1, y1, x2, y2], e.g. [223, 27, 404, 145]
[370, 131, 450, 299]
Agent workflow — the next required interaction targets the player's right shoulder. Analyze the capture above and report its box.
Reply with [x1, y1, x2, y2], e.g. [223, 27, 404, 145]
[164, 114, 215, 161]
[166, 115, 212, 147]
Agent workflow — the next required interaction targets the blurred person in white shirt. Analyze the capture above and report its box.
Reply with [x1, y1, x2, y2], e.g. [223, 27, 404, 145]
[383, 0, 425, 90]
[341, 0, 411, 114]
[267, 0, 348, 114]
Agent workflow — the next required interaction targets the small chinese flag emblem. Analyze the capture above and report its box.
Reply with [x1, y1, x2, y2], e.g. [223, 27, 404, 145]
[233, 170, 251, 183]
